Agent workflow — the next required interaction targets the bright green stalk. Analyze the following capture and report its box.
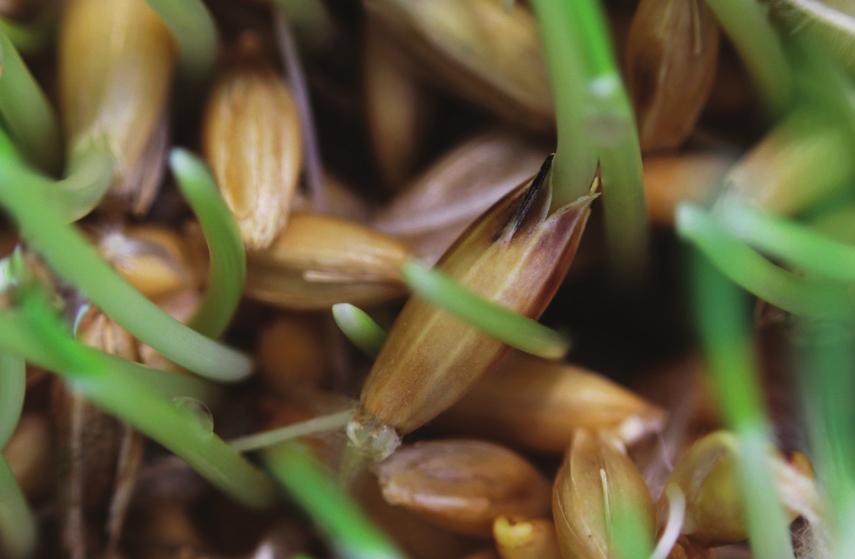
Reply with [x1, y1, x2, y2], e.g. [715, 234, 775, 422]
[0, 354, 25, 449]
[693, 254, 795, 559]
[718, 201, 855, 283]
[530, 0, 596, 205]
[0, 15, 51, 55]
[0, 456, 36, 559]
[532, 0, 648, 276]
[264, 442, 405, 559]
[0, 132, 251, 382]
[704, 0, 792, 115]
[677, 203, 848, 317]
[332, 303, 387, 357]
[0, 27, 61, 172]
[401, 259, 569, 359]
[146, 0, 218, 82]
[231, 409, 353, 453]
[170, 149, 245, 339]
[14, 288, 277, 509]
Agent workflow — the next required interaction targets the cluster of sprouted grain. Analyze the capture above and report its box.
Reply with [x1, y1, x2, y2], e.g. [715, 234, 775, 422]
[0, 0, 853, 558]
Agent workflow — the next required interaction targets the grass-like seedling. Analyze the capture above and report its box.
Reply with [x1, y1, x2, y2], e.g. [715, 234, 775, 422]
[5, 286, 277, 508]
[0, 129, 250, 381]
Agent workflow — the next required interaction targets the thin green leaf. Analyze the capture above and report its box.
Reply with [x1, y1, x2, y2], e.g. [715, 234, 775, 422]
[718, 200, 855, 283]
[0, 129, 251, 382]
[12, 288, 277, 509]
[170, 149, 245, 339]
[401, 259, 569, 359]
[677, 203, 849, 317]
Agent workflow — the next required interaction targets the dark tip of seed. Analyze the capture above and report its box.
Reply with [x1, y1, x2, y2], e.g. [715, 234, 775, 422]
[503, 153, 554, 240]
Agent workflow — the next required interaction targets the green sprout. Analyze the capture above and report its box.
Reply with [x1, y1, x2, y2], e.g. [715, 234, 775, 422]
[531, 0, 648, 276]
[0, 28, 61, 172]
[704, 0, 793, 115]
[718, 200, 855, 283]
[692, 253, 796, 559]
[0, 454, 35, 559]
[264, 442, 404, 559]
[401, 259, 570, 359]
[332, 303, 387, 357]
[0, 129, 251, 382]
[145, 0, 218, 82]
[230, 409, 353, 453]
[170, 149, 245, 339]
[8, 286, 276, 509]
[677, 203, 847, 317]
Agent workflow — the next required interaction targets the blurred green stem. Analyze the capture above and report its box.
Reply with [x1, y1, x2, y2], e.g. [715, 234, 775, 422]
[264, 442, 404, 559]
[0, 15, 51, 55]
[798, 318, 855, 557]
[0, 354, 24, 449]
[693, 254, 795, 559]
[170, 149, 245, 339]
[13, 289, 277, 509]
[146, 0, 218, 82]
[0, 27, 61, 172]
[704, 0, 792, 114]
[718, 201, 855, 283]
[677, 203, 849, 317]
[0, 456, 35, 559]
